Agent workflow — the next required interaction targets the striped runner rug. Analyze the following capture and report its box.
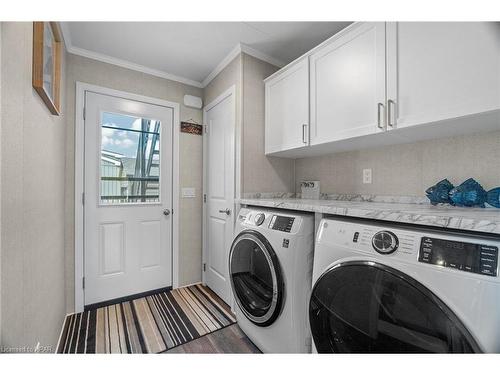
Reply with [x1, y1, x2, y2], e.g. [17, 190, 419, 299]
[56, 284, 236, 353]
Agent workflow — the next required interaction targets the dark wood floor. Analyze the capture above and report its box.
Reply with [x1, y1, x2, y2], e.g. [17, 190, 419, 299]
[164, 324, 261, 354]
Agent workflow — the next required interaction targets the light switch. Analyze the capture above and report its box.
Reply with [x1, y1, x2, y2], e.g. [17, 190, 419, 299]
[182, 187, 196, 198]
[363, 169, 372, 184]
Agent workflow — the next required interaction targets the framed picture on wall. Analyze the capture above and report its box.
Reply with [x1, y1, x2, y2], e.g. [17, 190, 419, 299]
[32, 22, 62, 115]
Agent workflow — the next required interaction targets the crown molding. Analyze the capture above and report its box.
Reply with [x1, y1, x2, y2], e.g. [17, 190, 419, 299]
[239, 43, 286, 69]
[201, 44, 243, 88]
[59, 23, 203, 88]
[201, 43, 286, 88]
[60, 23, 287, 89]
[67, 46, 204, 88]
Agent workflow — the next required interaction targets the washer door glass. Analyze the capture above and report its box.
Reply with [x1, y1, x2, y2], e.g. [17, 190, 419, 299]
[229, 230, 284, 327]
[309, 262, 480, 353]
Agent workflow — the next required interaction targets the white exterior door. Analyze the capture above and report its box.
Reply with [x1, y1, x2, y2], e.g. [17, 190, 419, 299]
[265, 57, 309, 155]
[310, 22, 387, 145]
[84, 91, 173, 306]
[386, 22, 500, 130]
[203, 88, 235, 305]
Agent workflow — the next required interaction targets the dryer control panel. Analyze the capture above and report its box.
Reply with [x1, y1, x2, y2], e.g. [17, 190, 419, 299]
[419, 237, 498, 277]
[269, 215, 295, 232]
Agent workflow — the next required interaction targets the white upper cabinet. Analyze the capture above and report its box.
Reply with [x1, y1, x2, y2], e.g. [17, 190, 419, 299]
[310, 22, 387, 146]
[265, 58, 309, 155]
[264, 22, 500, 158]
[386, 22, 500, 130]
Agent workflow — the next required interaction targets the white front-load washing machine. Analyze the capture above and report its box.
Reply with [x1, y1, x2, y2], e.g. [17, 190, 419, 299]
[309, 217, 500, 353]
[229, 207, 315, 353]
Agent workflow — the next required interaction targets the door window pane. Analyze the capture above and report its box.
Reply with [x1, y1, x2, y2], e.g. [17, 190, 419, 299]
[100, 112, 161, 204]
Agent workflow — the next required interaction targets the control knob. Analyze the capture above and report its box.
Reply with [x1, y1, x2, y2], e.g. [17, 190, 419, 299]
[372, 231, 399, 254]
[254, 213, 265, 226]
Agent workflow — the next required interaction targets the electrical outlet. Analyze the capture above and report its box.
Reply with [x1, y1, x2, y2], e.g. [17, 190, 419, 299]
[363, 169, 372, 184]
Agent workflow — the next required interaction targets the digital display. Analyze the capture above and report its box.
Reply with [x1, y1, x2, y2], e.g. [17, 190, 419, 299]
[428, 239, 476, 268]
[270, 216, 294, 232]
[419, 237, 498, 276]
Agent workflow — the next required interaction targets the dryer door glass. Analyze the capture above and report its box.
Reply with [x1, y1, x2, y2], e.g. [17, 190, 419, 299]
[309, 262, 480, 353]
[229, 231, 284, 327]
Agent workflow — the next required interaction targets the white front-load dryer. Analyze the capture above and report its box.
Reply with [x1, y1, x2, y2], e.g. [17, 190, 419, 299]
[309, 217, 500, 353]
[229, 207, 315, 353]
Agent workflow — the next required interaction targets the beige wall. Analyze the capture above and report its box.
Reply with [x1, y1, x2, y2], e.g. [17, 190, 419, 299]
[241, 53, 293, 194]
[64, 54, 204, 312]
[204, 54, 242, 108]
[295, 130, 500, 196]
[1, 22, 67, 349]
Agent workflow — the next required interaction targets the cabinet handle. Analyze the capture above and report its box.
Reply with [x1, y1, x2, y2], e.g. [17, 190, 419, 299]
[302, 124, 308, 144]
[377, 103, 385, 130]
[387, 99, 395, 128]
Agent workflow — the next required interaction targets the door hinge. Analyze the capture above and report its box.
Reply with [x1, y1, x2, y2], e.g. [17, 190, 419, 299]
[82, 192, 85, 205]
[203, 263, 206, 272]
[203, 194, 207, 203]
[82, 277, 85, 289]
[83, 106, 86, 120]
[204, 125, 208, 134]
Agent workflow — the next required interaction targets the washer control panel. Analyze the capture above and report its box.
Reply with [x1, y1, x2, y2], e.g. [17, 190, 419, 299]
[269, 215, 295, 232]
[418, 237, 498, 277]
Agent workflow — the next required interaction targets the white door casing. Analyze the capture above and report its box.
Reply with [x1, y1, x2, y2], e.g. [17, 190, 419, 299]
[202, 86, 236, 306]
[83, 91, 174, 306]
[310, 22, 387, 145]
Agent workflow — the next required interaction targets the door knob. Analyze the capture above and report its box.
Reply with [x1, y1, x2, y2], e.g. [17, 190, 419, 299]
[163, 209, 171, 216]
[219, 208, 231, 215]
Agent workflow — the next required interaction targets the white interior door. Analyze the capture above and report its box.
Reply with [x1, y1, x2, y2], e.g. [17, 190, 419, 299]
[84, 91, 173, 306]
[203, 88, 235, 305]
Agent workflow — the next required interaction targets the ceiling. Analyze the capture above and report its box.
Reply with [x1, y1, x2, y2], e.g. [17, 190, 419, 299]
[61, 22, 352, 87]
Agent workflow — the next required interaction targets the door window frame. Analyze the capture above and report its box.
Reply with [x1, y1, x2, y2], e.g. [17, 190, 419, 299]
[74, 82, 181, 313]
[98, 110, 164, 206]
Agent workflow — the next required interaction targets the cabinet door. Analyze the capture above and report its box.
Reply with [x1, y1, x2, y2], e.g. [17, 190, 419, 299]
[265, 58, 309, 155]
[386, 22, 500, 130]
[310, 22, 387, 146]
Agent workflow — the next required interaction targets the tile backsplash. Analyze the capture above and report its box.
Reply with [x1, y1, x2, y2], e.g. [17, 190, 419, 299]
[295, 130, 500, 197]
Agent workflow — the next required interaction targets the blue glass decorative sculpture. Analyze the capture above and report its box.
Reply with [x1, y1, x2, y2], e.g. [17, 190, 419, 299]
[425, 179, 454, 205]
[449, 178, 487, 207]
[486, 188, 500, 208]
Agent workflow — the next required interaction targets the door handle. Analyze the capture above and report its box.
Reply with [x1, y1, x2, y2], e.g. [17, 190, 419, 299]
[377, 103, 385, 130]
[219, 208, 231, 216]
[387, 99, 395, 128]
[302, 124, 308, 144]
[163, 209, 171, 216]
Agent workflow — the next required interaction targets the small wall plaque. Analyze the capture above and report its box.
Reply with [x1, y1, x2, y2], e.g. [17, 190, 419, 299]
[180, 121, 203, 135]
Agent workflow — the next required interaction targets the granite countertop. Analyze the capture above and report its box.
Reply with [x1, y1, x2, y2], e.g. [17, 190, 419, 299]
[237, 197, 500, 235]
